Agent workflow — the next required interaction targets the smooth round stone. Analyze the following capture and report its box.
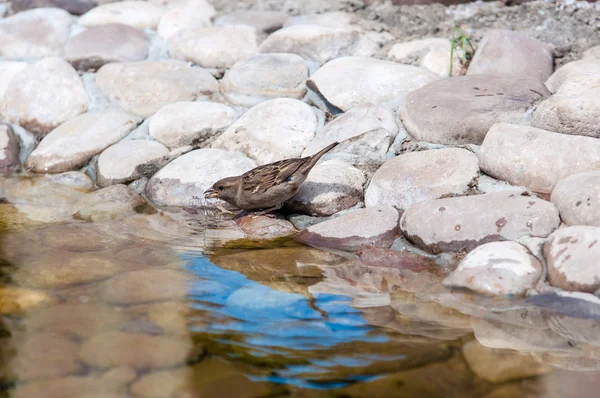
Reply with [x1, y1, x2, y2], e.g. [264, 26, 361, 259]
[73, 184, 146, 221]
[0, 61, 28, 99]
[0, 8, 72, 59]
[25, 110, 139, 173]
[211, 98, 319, 165]
[544, 226, 600, 293]
[0, 124, 21, 173]
[1, 57, 89, 137]
[64, 24, 150, 71]
[399, 74, 551, 145]
[157, 2, 213, 39]
[551, 171, 600, 227]
[583, 45, 600, 60]
[443, 241, 542, 296]
[97, 140, 169, 186]
[400, 192, 560, 254]
[545, 59, 600, 92]
[308, 56, 440, 112]
[220, 53, 308, 107]
[95, 60, 219, 118]
[10, 0, 97, 15]
[145, 148, 256, 207]
[365, 148, 479, 210]
[286, 159, 366, 216]
[0, 286, 58, 315]
[169, 25, 258, 69]
[479, 123, 600, 194]
[214, 10, 289, 33]
[45, 170, 95, 190]
[148, 101, 235, 149]
[388, 38, 461, 77]
[235, 214, 297, 240]
[79, 1, 167, 29]
[294, 206, 400, 251]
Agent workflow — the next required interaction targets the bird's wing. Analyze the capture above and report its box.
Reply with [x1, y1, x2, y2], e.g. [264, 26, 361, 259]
[241, 157, 309, 196]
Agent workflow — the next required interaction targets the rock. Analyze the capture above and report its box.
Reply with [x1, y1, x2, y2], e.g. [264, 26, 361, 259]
[477, 174, 528, 195]
[285, 11, 357, 29]
[220, 53, 308, 107]
[400, 192, 560, 254]
[97, 140, 169, 186]
[95, 60, 219, 118]
[545, 59, 600, 93]
[157, 2, 214, 39]
[0, 61, 28, 104]
[73, 184, 146, 221]
[583, 45, 600, 60]
[551, 171, 600, 227]
[37, 222, 132, 252]
[258, 24, 377, 65]
[211, 98, 319, 165]
[145, 148, 256, 207]
[169, 25, 258, 69]
[235, 215, 297, 240]
[64, 24, 150, 71]
[285, 159, 366, 216]
[462, 340, 550, 383]
[24, 110, 138, 173]
[443, 241, 542, 296]
[148, 101, 236, 149]
[215, 10, 289, 33]
[79, 1, 167, 29]
[0, 8, 72, 59]
[399, 74, 550, 145]
[0, 286, 58, 315]
[294, 206, 399, 251]
[308, 56, 440, 112]
[388, 38, 461, 77]
[10, 0, 97, 15]
[467, 29, 553, 81]
[0, 124, 20, 173]
[479, 123, 600, 194]
[365, 148, 479, 210]
[1, 57, 89, 137]
[544, 226, 600, 293]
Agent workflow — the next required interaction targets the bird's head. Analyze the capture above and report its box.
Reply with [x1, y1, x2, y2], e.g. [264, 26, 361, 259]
[204, 177, 239, 203]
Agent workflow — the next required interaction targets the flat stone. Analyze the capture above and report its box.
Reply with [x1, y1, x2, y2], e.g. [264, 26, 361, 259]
[25, 110, 138, 173]
[544, 226, 600, 293]
[214, 10, 289, 33]
[467, 29, 553, 81]
[0, 7, 72, 59]
[285, 159, 366, 216]
[258, 24, 377, 65]
[211, 98, 319, 165]
[79, 1, 167, 29]
[0, 124, 20, 173]
[443, 241, 542, 296]
[365, 148, 479, 210]
[10, 0, 97, 15]
[479, 123, 600, 194]
[97, 140, 169, 186]
[64, 24, 150, 71]
[545, 59, 600, 93]
[169, 25, 258, 69]
[148, 101, 236, 149]
[294, 206, 399, 251]
[388, 38, 461, 77]
[400, 192, 560, 254]
[0, 286, 58, 315]
[551, 171, 600, 227]
[0, 61, 28, 102]
[73, 184, 146, 221]
[220, 53, 308, 107]
[399, 74, 550, 145]
[95, 60, 219, 117]
[308, 56, 440, 112]
[157, 1, 214, 39]
[1, 57, 89, 137]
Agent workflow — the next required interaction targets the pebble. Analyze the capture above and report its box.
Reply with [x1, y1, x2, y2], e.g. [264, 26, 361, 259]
[365, 148, 479, 210]
[25, 110, 139, 173]
[73, 184, 146, 221]
[235, 214, 297, 240]
[400, 192, 560, 254]
[443, 241, 542, 296]
[388, 38, 461, 77]
[294, 206, 399, 251]
[220, 53, 309, 107]
[479, 123, 600, 193]
[545, 59, 600, 92]
[308, 56, 440, 112]
[97, 140, 170, 186]
[285, 159, 366, 216]
[168, 25, 258, 68]
[399, 74, 550, 145]
[467, 29, 553, 81]
[145, 148, 256, 207]
[0, 124, 21, 173]
[214, 10, 289, 33]
[0, 286, 58, 315]
[0, 61, 28, 101]
[1, 57, 89, 137]
[79, 1, 167, 29]
[0, 7, 72, 59]
[64, 24, 150, 71]
[211, 98, 320, 165]
[544, 226, 600, 293]
[157, 1, 214, 39]
[551, 171, 600, 227]
[95, 60, 219, 117]
[10, 0, 98, 15]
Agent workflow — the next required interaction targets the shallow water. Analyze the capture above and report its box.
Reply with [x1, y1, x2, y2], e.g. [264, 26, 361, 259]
[1, 175, 599, 398]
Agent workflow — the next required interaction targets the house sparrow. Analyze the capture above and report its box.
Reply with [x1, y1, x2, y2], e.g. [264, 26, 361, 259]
[204, 142, 339, 214]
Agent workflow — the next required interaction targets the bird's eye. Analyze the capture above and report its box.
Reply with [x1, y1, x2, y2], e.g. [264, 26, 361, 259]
[218, 186, 224, 191]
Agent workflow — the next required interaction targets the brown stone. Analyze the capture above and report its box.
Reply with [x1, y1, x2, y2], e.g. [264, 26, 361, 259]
[10, 0, 98, 15]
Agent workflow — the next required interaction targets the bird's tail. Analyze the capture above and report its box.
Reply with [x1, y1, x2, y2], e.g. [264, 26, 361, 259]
[306, 141, 339, 168]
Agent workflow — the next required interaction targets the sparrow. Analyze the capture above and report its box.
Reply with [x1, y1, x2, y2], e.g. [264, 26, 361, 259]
[204, 142, 339, 214]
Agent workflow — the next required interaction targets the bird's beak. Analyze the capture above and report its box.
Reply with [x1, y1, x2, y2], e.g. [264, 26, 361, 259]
[204, 187, 220, 199]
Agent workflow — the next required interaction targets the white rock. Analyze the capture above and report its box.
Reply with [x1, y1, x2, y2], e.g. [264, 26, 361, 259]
[211, 98, 319, 165]
[545, 59, 600, 93]
[157, 4, 213, 39]
[214, 10, 289, 33]
[25, 110, 139, 173]
[79, 1, 167, 29]
[388, 38, 461, 77]
[73, 184, 145, 222]
[0, 61, 28, 104]
[583, 45, 600, 60]
[551, 171, 600, 227]
[149, 101, 235, 149]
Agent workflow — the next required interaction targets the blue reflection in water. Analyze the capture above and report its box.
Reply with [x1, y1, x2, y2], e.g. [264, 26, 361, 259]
[185, 254, 395, 389]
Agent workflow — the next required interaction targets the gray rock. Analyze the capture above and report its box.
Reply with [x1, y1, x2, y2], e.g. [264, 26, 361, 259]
[97, 140, 169, 186]
[551, 171, 600, 227]
[10, 0, 97, 15]
[388, 38, 461, 77]
[73, 184, 145, 221]
[79, 1, 167, 29]
[0, 124, 21, 173]
[214, 10, 289, 33]
[545, 59, 600, 93]
[284, 12, 357, 29]
[477, 174, 529, 195]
